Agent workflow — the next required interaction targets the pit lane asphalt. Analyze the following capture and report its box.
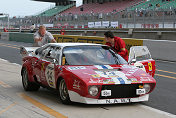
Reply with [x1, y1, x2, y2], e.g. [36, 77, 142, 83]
[0, 40, 176, 116]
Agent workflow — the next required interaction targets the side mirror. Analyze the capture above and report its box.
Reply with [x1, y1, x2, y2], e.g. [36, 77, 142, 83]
[52, 58, 57, 64]
[131, 59, 136, 63]
[129, 59, 136, 64]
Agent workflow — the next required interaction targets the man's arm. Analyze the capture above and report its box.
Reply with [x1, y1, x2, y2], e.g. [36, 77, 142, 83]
[51, 39, 57, 43]
[34, 37, 42, 43]
[116, 37, 127, 56]
[47, 32, 57, 43]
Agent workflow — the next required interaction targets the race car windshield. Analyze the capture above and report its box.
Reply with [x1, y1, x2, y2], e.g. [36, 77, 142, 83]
[63, 46, 127, 65]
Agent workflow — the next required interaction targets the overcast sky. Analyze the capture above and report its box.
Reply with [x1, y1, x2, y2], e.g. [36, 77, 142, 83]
[0, 0, 55, 17]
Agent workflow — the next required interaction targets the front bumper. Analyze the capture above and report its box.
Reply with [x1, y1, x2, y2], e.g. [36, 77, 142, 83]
[68, 90, 149, 104]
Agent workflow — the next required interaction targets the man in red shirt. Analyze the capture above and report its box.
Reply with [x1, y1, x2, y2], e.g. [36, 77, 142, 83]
[104, 31, 128, 61]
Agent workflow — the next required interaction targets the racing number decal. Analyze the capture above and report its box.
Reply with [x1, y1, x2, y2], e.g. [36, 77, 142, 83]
[45, 64, 56, 88]
[148, 62, 152, 71]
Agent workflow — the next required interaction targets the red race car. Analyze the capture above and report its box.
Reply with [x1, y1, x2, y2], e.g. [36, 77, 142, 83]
[20, 43, 156, 104]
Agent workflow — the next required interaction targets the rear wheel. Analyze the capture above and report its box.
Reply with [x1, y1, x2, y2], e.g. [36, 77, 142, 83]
[22, 68, 40, 91]
[58, 79, 71, 104]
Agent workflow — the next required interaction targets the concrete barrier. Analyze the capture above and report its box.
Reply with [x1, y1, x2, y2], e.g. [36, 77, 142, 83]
[3, 32, 176, 61]
[0, 32, 9, 41]
[9, 32, 33, 43]
[53, 34, 143, 51]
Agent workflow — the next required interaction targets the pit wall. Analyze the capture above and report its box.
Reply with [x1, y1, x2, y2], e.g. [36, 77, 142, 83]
[1, 32, 175, 61]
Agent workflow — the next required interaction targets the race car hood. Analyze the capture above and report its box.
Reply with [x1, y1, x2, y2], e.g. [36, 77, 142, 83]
[64, 64, 156, 85]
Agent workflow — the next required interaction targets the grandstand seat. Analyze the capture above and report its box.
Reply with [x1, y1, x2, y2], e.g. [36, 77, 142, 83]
[61, 0, 143, 15]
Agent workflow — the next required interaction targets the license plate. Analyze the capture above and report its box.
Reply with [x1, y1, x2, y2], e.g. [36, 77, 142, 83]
[98, 98, 130, 104]
[136, 89, 146, 95]
[101, 90, 111, 96]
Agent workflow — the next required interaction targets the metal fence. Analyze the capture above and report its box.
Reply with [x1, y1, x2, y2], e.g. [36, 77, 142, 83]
[1, 9, 176, 29]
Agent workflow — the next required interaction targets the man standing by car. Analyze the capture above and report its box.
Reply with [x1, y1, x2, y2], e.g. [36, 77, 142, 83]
[33, 25, 57, 47]
[104, 31, 128, 61]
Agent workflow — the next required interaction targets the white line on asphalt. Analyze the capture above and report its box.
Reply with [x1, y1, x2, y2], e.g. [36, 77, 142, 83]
[139, 105, 176, 118]
[0, 58, 21, 66]
[156, 60, 176, 64]
[0, 58, 9, 62]
[11, 63, 21, 66]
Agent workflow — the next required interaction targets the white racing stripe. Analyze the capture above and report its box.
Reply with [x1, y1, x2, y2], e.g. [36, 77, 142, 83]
[139, 105, 176, 118]
[94, 65, 113, 69]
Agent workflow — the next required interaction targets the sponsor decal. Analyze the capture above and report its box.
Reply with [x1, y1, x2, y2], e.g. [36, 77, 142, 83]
[41, 63, 45, 70]
[140, 77, 153, 82]
[91, 74, 101, 78]
[45, 64, 56, 88]
[127, 78, 139, 83]
[89, 78, 103, 84]
[73, 80, 80, 90]
[148, 62, 152, 71]
[103, 79, 115, 84]
[126, 68, 138, 75]
[141, 73, 147, 76]
[68, 66, 86, 70]
[95, 70, 121, 78]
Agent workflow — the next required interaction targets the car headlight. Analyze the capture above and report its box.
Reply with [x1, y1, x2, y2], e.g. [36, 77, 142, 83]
[143, 84, 151, 93]
[89, 86, 99, 96]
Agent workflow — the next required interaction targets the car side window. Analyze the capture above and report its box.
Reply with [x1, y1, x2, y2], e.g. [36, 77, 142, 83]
[55, 47, 61, 61]
[43, 46, 61, 64]
[35, 45, 49, 56]
[41, 47, 51, 58]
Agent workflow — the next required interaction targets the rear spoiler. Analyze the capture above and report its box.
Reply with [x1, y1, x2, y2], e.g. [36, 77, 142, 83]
[20, 46, 39, 57]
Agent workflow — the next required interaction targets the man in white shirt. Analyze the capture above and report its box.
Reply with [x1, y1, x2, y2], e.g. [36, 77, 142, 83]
[33, 25, 56, 47]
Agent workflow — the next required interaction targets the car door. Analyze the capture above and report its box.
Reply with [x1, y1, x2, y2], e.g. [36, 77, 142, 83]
[33, 45, 50, 83]
[33, 46, 55, 85]
[40, 46, 62, 89]
[128, 46, 155, 77]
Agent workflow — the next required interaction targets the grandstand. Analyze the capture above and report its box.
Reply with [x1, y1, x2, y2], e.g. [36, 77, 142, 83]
[2, 0, 175, 29]
[61, 0, 143, 14]
[34, 0, 145, 16]
[130, 0, 176, 11]
[33, 0, 176, 16]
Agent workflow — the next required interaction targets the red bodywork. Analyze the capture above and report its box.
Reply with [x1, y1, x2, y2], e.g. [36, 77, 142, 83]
[22, 55, 156, 99]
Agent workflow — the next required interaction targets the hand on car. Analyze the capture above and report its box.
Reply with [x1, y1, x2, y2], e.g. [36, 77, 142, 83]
[38, 37, 42, 41]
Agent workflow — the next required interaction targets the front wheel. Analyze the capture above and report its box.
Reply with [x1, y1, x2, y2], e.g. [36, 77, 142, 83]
[22, 68, 40, 91]
[58, 79, 71, 104]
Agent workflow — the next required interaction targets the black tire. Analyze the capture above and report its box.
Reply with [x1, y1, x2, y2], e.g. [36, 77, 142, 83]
[22, 68, 40, 91]
[58, 79, 71, 104]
